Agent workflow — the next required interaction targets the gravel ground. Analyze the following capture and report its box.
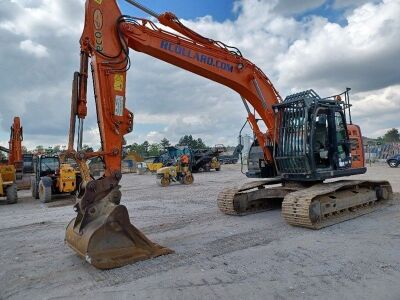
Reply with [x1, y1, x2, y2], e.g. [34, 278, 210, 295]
[0, 163, 399, 300]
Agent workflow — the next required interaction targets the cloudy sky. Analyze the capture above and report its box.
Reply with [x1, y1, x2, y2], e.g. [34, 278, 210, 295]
[0, 0, 399, 150]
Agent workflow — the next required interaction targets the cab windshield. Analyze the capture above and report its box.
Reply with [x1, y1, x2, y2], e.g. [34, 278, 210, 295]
[40, 157, 59, 172]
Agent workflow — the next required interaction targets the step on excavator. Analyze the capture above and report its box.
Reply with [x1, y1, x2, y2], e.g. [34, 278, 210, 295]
[64, 0, 392, 269]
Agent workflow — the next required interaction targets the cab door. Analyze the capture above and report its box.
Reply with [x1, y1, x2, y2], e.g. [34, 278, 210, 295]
[333, 111, 352, 169]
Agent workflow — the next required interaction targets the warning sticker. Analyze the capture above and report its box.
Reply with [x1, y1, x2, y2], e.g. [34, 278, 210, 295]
[94, 0, 103, 5]
[114, 74, 124, 92]
[115, 96, 124, 116]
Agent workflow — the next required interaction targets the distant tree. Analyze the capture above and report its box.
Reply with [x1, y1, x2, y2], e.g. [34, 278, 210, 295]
[383, 128, 400, 143]
[160, 137, 170, 149]
[82, 144, 94, 153]
[53, 145, 61, 154]
[178, 135, 192, 147]
[129, 143, 144, 156]
[128, 141, 164, 157]
[129, 142, 154, 157]
[45, 146, 53, 154]
[142, 141, 150, 154]
[178, 135, 207, 149]
[148, 143, 161, 156]
[22, 146, 29, 154]
[35, 145, 44, 154]
[195, 138, 207, 149]
[128, 143, 136, 152]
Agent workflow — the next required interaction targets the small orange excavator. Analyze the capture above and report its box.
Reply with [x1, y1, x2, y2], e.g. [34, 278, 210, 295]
[0, 117, 29, 189]
[10, 117, 31, 189]
[8, 117, 24, 181]
[64, 0, 392, 269]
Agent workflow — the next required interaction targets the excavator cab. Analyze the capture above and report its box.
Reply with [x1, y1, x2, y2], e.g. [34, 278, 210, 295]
[247, 89, 366, 181]
[273, 89, 365, 181]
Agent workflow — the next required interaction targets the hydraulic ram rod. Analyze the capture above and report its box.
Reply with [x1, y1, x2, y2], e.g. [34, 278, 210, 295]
[124, 0, 160, 18]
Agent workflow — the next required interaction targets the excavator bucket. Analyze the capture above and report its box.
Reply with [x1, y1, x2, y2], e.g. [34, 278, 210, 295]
[65, 183, 172, 269]
[65, 204, 173, 269]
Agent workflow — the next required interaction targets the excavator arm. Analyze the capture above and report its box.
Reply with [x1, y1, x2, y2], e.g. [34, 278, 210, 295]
[69, 0, 282, 167]
[65, 0, 282, 269]
[122, 15, 281, 162]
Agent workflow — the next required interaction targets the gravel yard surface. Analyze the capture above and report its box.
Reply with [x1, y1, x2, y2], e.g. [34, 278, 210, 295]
[0, 163, 399, 300]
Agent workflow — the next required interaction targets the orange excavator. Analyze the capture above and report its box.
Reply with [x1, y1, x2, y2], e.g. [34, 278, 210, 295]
[65, 0, 392, 269]
[8, 117, 24, 181]
[8, 117, 31, 189]
[0, 117, 29, 189]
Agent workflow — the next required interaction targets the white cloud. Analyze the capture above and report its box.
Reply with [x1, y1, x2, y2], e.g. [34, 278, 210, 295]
[276, 0, 400, 94]
[19, 39, 48, 57]
[1, 0, 84, 38]
[351, 84, 400, 137]
[145, 131, 165, 144]
[0, 0, 399, 150]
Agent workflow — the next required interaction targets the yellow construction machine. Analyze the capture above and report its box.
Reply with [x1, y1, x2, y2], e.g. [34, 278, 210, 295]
[156, 165, 194, 187]
[156, 154, 194, 187]
[147, 161, 164, 173]
[0, 164, 18, 204]
[31, 154, 79, 203]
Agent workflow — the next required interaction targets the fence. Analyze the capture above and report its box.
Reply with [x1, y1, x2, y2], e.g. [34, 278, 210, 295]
[364, 143, 400, 160]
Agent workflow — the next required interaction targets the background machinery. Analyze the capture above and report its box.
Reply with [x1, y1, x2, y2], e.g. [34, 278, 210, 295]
[23, 153, 34, 174]
[151, 145, 222, 172]
[1, 117, 31, 189]
[146, 146, 191, 173]
[31, 154, 79, 203]
[64, 0, 392, 269]
[218, 144, 243, 164]
[0, 164, 17, 204]
[145, 159, 163, 173]
[156, 155, 194, 187]
[0, 117, 21, 203]
[159, 146, 192, 166]
[191, 147, 222, 172]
